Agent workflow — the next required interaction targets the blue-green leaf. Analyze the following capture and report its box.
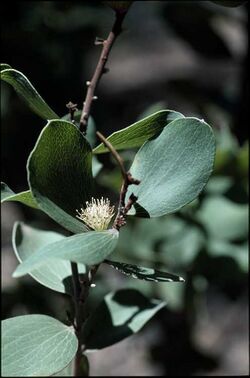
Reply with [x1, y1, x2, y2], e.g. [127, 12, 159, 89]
[1, 315, 78, 377]
[207, 239, 248, 272]
[127, 117, 216, 217]
[83, 288, 165, 350]
[12, 222, 86, 294]
[13, 229, 119, 278]
[196, 196, 248, 241]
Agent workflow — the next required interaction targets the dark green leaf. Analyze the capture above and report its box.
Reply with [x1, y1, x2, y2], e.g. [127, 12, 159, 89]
[127, 117, 215, 218]
[137, 102, 166, 120]
[62, 111, 97, 148]
[1, 315, 78, 377]
[1, 182, 38, 209]
[12, 222, 86, 294]
[0, 68, 58, 119]
[1, 63, 12, 71]
[13, 229, 119, 278]
[93, 110, 184, 154]
[83, 289, 165, 350]
[61, 113, 102, 177]
[105, 259, 185, 282]
[27, 120, 94, 233]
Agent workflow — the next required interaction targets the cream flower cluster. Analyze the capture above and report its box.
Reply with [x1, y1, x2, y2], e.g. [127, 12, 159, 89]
[76, 197, 115, 231]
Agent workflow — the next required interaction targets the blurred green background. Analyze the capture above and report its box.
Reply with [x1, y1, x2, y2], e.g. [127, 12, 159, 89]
[1, 1, 249, 376]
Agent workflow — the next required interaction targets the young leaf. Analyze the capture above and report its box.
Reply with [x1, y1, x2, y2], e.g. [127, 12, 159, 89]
[93, 110, 184, 154]
[82, 288, 165, 350]
[0, 68, 58, 120]
[105, 259, 185, 282]
[1, 315, 78, 377]
[27, 120, 94, 234]
[127, 117, 216, 218]
[1, 182, 38, 209]
[12, 222, 86, 294]
[13, 229, 119, 278]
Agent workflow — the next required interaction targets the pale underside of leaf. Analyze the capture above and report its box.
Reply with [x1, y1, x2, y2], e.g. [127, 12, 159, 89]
[12, 222, 86, 294]
[13, 229, 119, 278]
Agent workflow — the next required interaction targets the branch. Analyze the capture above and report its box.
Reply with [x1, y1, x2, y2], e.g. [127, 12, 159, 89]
[96, 131, 126, 179]
[66, 101, 78, 124]
[96, 131, 140, 231]
[79, 11, 126, 134]
[114, 174, 140, 230]
[70, 262, 84, 376]
[71, 263, 91, 375]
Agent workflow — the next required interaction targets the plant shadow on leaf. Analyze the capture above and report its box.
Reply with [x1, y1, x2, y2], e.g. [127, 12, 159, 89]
[131, 202, 150, 218]
[61, 273, 86, 295]
[83, 289, 165, 350]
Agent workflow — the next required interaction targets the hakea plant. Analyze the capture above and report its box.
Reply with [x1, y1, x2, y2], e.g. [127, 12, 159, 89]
[1, 3, 217, 378]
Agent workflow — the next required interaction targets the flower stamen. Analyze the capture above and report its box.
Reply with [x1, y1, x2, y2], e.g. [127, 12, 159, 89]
[76, 197, 115, 231]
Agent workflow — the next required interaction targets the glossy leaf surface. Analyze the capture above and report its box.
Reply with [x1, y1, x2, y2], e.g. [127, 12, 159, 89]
[27, 120, 94, 233]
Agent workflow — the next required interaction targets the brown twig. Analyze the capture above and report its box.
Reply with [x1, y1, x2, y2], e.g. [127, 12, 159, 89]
[70, 262, 84, 376]
[96, 131, 140, 231]
[71, 263, 91, 376]
[66, 101, 78, 123]
[96, 131, 126, 178]
[79, 11, 126, 134]
[71, 9, 130, 375]
[114, 175, 140, 230]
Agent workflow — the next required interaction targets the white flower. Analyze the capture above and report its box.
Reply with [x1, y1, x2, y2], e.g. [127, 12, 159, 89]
[76, 197, 115, 231]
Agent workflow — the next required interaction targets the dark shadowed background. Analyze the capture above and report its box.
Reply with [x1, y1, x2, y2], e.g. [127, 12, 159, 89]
[1, 1, 249, 376]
